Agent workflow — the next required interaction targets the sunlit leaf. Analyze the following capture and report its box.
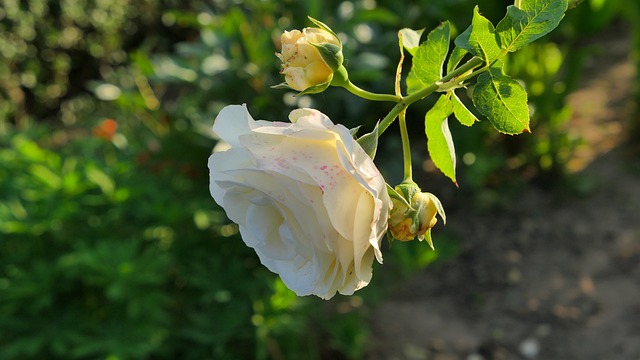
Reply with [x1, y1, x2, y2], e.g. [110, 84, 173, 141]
[454, 7, 501, 64]
[496, 0, 568, 53]
[446, 46, 468, 74]
[451, 91, 478, 126]
[406, 22, 451, 94]
[472, 63, 530, 134]
[399, 28, 424, 56]
[425, 95, 456, 182]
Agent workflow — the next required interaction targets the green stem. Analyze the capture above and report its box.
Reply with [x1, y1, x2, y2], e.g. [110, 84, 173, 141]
[378, 56, 485, 135]
[466, 65, 490, 80]
[341, 80, 402, 102]
[398, 110, 412, 181]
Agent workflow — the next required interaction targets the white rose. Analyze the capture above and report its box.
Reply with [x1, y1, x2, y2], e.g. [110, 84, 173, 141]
[208, 104, 391, 299]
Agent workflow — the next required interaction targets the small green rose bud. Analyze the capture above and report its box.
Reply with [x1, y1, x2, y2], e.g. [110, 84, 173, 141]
[276, 17, 344, 94]
[388, 182, 445, 248]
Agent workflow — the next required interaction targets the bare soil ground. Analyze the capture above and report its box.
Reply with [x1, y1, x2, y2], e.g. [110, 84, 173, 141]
[369, 28, 640, 360]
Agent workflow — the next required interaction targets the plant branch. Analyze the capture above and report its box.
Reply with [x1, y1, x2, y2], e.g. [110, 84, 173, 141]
[398, 110, 412, 181]
[378, 56, 485, 135]
[341, 80, 401, 102]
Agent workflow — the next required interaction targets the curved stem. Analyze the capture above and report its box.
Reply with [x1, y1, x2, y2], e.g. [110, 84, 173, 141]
[341, 80, 402, 102]
[378, 56, 485, 135]
[398, 110, 412, 181]
[465, 66, 491, 80]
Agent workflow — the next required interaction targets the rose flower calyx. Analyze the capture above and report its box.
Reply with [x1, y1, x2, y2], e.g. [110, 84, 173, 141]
[275, 17, 344, 94]
[388, 182, 446, 249]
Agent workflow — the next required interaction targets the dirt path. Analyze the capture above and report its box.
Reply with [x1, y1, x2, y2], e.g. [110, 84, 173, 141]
[369, 29, 640, 360]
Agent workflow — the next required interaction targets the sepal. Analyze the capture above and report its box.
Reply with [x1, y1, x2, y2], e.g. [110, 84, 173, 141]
[307, 16, 339, 39]
[356, 122, 380, 159]
[271, 82, 292, 90]
[310, 42, 343, 71]
[295, 79, 332, 96]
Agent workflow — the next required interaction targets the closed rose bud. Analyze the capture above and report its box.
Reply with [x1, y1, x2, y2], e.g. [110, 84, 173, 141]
[388, 182, 445, 249]
[275, 17, 344, 94]
[412, 192, 440, 239]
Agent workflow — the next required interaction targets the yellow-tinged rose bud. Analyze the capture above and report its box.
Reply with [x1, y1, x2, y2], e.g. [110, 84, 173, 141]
[388, 182, 445, 249]
[412, 192, 439, 237]
[275, 18, 344, 94]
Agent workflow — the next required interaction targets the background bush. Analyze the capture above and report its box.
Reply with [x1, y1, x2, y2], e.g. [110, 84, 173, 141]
[0, 0, 635, 359]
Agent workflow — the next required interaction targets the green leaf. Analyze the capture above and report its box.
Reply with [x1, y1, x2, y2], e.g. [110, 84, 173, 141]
[406, 21, 451, 94]
[310, 42, 343, 70]
[454, 6, 501, 64]
[399, 28, 424, 56]
[472, 63, 530, 134]
[356, 122, 379, 159]
[425, 95, 456, 183]
[446, 46, 468, 74]
[451, 91, 478, 126]
[496, 0, 568, 53]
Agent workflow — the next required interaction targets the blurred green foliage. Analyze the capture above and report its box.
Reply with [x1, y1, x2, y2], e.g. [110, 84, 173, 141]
[2, 126, 247, 358]
[0, 0, 167, 128]
[0, 0, 636, 358]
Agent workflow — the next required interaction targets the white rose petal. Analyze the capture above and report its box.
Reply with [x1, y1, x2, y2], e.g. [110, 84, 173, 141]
[208, 104, 391, 299]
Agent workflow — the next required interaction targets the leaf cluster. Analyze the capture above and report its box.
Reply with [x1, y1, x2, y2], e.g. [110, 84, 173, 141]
[402, 0, 569, 183]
